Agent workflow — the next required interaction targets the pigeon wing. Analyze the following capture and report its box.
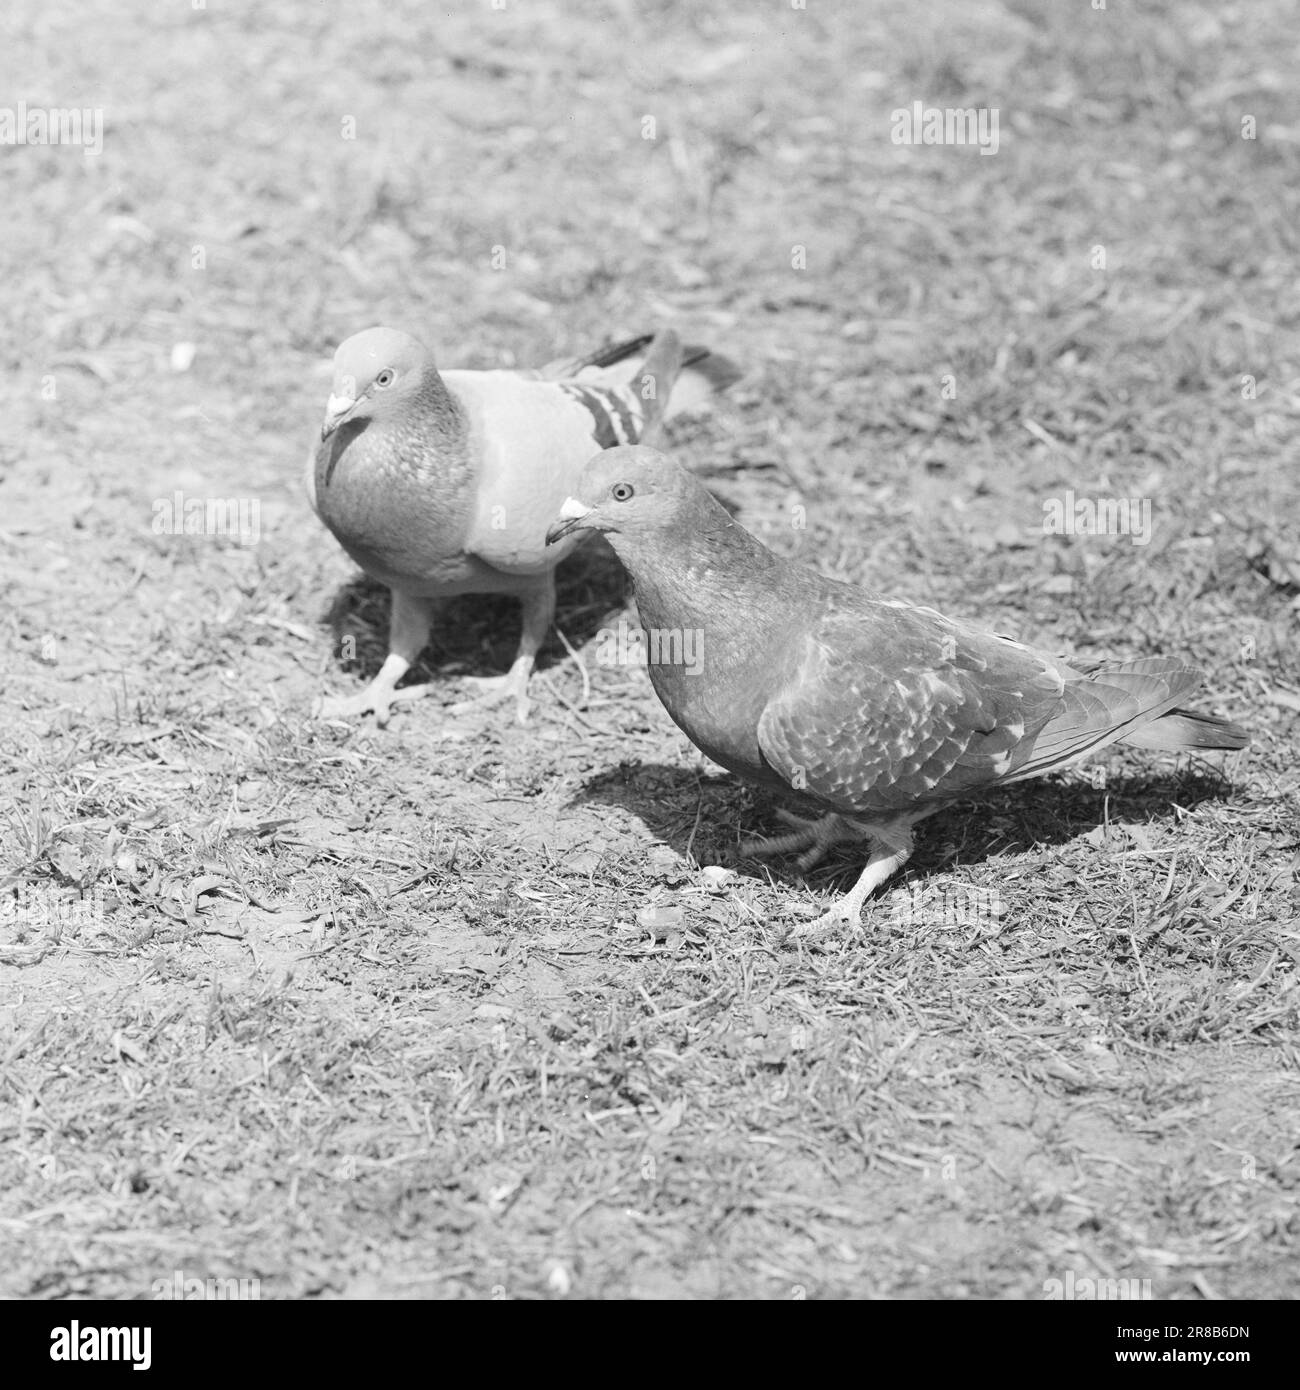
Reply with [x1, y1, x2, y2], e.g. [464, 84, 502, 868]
[755, 604, 1068, 817]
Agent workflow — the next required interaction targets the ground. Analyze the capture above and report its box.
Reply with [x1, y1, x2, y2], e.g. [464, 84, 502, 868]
[1, 0, 1298, 1301]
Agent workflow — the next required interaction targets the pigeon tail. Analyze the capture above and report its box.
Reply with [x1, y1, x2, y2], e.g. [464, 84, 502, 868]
[1002, 657, 1245, 783]
[662, 343, 743, 414]
[1121, 707, 1250, 752]
[632, 330, 684, 444]
[542, 333, 740, 417]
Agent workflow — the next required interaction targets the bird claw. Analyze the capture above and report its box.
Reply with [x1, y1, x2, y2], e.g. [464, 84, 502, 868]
[740, 812, 861, 871]
[791, 901, 866, 941]
[740, 814, 822, 860]
[313, 682, 433, 726]
[447, 672, 533, 723]
[742, 812, 915, 942]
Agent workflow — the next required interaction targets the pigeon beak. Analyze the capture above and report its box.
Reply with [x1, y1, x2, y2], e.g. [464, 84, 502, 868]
[546, 497, 595, 546]
[320, 393, 357, 441]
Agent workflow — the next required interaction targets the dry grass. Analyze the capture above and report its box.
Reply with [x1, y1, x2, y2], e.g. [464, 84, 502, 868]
[1, 0, 1298, 1300]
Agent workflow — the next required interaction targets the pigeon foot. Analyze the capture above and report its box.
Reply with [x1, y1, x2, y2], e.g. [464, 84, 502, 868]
[314, 682, 433, 727]
[792, 822, 918, 939]
[448, 667, 533, 723]
[741, 811, 862, 871]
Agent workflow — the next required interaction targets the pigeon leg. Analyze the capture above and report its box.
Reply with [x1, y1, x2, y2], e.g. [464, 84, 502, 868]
[448, 580, 555, 724]
[794, 821, 917, 939]
[741, 811, 861, 870]
[315, 589, 437, 726]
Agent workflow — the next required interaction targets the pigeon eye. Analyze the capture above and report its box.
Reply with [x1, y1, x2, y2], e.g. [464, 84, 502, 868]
[374, 369, 395, 389]
[611, 483, 635, 502]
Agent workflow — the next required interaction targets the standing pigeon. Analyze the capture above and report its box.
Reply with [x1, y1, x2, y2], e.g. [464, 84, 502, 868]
[546, 447, 1249, 936]
[307, 327, 738, 724]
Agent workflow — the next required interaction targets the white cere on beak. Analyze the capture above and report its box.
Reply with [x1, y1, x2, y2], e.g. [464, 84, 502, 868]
[557, 497, 593, 521]
[324, 392, 356, 424]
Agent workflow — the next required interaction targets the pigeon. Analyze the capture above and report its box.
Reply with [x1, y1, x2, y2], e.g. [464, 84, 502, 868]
[545, 446, 1249, 936]
[307, 327, 738, 724]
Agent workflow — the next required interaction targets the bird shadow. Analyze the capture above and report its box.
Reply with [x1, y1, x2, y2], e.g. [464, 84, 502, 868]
[572, 760, 1239, 894]
[318, 535, 634, 687]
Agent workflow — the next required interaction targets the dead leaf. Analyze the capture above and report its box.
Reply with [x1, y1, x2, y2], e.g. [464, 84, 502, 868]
[648, 1099, 685, 1135]
[48, 840, 90, 886]
[111, 1031, 148, 1065]
[475, 1003, 515, 1022]
[637, 905, 684, 938]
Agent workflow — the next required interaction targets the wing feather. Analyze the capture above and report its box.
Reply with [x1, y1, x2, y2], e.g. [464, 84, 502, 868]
[756, 607, 1064, 816]
[755, 608, 1209, 816]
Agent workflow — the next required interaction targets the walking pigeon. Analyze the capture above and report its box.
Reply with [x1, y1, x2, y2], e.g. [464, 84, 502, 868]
[545, 447, 1249, 936]
[308, 327, 738, 724]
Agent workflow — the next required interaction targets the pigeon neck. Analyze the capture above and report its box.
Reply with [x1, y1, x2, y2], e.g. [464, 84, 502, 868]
[616, 510, 787, 632]
[410, 363, 466, 445]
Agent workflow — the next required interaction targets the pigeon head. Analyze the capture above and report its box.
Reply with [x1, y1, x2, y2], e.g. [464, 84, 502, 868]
[545, 446, 696, 545]
[321, 327, 430, 440]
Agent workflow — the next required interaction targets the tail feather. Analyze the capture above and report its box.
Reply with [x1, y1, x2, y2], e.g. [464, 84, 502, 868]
[553, 328, 735, 452]
[540, 334, 654, 381]
[1006, 657, 1247, 781]
[665, 344, 743, 416]
[633, 330, 684, 445]
[542, 333, 740, 415]
[1121, 708, 1249, 752]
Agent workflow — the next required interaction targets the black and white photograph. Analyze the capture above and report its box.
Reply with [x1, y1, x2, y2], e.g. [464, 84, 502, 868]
[1, 0, 1296, 1327]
